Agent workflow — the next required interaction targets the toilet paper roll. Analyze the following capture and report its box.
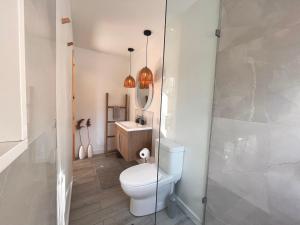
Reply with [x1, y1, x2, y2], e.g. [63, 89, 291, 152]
[139, 148, 150, 159]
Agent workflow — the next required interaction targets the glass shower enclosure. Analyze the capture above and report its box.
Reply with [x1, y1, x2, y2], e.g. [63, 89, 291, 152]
[156, 0, 300, 225]
[155, 0, 220, 224]
[205, 1, 300, 225]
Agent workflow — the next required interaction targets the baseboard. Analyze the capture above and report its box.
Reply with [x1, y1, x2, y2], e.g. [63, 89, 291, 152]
[175, 195, 202, 225]
[93, 149, 104, 155]
[65, 178, 73, 225]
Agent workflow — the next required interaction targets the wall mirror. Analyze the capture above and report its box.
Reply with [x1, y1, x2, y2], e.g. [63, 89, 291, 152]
[136, 80, 153, 110]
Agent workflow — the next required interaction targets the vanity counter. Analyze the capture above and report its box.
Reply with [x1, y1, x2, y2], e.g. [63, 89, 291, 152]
[115, 121, 152, 132]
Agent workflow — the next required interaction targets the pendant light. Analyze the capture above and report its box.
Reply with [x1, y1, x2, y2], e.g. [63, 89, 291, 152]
[124, 48, 136, 88]
[138, 30, 153, 89]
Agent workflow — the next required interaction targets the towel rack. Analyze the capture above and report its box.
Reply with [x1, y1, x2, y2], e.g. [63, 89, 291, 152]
[104, 93, 129, 154]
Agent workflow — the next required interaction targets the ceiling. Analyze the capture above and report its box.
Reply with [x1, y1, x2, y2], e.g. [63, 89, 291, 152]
[71, 0, 166, 56]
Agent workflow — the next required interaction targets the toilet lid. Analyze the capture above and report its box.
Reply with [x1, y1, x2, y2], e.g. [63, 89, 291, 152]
[120, 163, 162, 187]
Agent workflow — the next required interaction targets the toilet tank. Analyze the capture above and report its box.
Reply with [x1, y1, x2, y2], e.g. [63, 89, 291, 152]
[155, 139, 185, 182]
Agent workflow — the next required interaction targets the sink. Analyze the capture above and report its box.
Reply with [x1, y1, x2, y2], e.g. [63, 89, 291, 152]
[115, 121, 152, 132]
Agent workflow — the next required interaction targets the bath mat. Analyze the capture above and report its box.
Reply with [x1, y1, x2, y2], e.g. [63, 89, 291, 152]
[96, 166, 123, 189]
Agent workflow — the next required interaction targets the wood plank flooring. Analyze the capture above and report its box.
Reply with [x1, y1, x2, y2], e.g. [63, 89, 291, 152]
[69, 153, 195, 225]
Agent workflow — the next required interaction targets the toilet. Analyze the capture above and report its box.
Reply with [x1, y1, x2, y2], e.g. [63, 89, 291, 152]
[119, 139, 185, 217]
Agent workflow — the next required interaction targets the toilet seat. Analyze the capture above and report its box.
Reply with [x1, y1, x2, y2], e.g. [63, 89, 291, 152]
[120, 163, 162, 187]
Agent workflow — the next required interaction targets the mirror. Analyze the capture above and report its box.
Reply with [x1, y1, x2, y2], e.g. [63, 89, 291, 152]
[136, 80, 153, 110]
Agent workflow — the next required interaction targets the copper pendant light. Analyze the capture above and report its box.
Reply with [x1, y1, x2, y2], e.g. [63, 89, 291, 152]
[138, 30, 153, 89]
[124, 48, 136, 88]
[139, 79, 150, 89]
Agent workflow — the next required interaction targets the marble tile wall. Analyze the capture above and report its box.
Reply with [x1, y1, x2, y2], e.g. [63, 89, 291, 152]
[0, 125, 57, 225]
[205, 1, 300, 225]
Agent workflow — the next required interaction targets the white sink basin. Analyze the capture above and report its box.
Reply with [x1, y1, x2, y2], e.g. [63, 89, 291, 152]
[115, 121, 152, 132]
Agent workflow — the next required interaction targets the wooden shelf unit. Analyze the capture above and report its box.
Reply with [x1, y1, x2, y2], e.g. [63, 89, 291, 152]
[104, 93, 129, 153]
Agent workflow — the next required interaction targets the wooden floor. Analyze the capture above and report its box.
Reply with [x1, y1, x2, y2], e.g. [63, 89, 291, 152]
[69, 153, 195, 225]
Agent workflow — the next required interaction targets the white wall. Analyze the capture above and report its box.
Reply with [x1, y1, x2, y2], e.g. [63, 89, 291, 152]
[161, 0, 220, 223]
[0, 0, 27, 142]
[128, 32, 165, 152]
[56, 0, 73, 224]
[75, 47, 128, 156]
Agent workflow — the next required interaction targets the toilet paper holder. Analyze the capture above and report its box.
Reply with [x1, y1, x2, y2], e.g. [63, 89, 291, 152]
[139, 148, 150, 163]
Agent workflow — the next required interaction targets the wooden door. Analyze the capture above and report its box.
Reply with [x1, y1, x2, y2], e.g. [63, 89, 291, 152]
[116, 126, 128, 160]
[116, 129, 120, 152]
[119, 132, 128, 160]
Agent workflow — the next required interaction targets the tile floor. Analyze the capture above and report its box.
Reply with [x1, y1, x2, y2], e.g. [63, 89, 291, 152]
[69, 153, 195, 225]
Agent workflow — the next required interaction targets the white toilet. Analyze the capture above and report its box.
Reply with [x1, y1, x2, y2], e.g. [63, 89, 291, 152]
[119, 139, 185, 217]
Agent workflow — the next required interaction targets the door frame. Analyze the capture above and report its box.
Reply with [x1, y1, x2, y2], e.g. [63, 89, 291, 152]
[72, 50, 76, 160]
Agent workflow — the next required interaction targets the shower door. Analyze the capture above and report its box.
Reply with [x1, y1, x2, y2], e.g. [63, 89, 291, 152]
[155, 0, 220, 224]
[205, 1, 300, 225]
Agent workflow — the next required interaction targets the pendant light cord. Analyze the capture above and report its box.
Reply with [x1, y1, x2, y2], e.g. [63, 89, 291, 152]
[130, 51, 132, 74]
[146, 36, 149, 67]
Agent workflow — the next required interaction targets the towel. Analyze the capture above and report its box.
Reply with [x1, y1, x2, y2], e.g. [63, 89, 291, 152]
[113, 106, 120, 120]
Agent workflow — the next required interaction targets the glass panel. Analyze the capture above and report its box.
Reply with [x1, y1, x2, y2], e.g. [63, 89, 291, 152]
[156, 0, 220, 224]
[0, 1, 57, 224]
[205, 1, 300, 225]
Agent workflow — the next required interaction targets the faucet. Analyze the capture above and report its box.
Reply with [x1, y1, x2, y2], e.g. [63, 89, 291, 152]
[135, 115, 146, 125]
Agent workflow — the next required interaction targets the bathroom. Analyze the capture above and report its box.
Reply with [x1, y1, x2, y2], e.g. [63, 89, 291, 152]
[68, 0, 217, 224]
[1, 0, 300, 225]
[70, 0, 187, 223]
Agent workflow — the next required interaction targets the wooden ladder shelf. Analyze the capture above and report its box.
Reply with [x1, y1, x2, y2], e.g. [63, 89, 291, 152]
[104, 93, 129, 153]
